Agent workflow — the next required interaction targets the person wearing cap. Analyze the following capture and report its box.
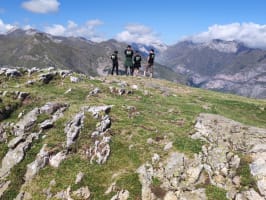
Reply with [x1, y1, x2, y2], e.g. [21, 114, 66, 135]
[110, 50, 119, 75]
[144, 49, 155, 78]
[133, 51, 142, 76]
[124, 45, 134, 75]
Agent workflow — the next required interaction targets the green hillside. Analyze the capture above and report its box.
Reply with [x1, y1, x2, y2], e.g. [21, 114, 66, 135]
[0, 68, 265, 200]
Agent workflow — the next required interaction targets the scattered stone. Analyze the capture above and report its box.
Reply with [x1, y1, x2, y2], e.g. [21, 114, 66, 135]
[119, 88, 126, 95]
[75, 172, 84, 184]
[147, 138, 155, 145]
[39, 72, 55, 84]
[7, 135, 25, 149]
[164, 191, 178, 200]
[89, 87, 100, 96]
[137, 164, 155, 200]
[87, 138, 111, 164]
[73, 186, 91, 199]
[54, 186, 73, 200]
[5, 69, 22, 77]
[105, 182, 117, 194]
[28, 67, 39, 75]
[47, 67, 55, 71]
[96, 115, 111, 132]
[232, 176, 241, 186]
[0, 181, 10, 197]
[40, 119, 54, 129]
[164, 142, 173, 151]
[59, 70, 72, 78]
[64, 88, 72, 94]
[86, 105, 112, 118]
[131, 84, 138, 90]
[17, 92, 30, 100]
[117, 81, 128, 88]
[26, 80, 35, 85]
[18, 111, 24, 119]
[110, 189, 129, 200]
[152, 153, 160, 164]
[129, 144, 134, 150]
[49, 151, 67, 168]
[70, 76, 80, 83]
[65, 112, 84, 149]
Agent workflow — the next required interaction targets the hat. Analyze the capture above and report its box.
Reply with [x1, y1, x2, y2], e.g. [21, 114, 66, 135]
[127, 45, 131, 48]
[150, 49, 154, 52]
[114, 50, 118, 54]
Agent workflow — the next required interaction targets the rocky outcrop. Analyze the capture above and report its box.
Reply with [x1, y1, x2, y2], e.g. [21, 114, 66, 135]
[0, 102, 68, 196]
[85, 106, 112, 164]
[137, 113, 266, 200]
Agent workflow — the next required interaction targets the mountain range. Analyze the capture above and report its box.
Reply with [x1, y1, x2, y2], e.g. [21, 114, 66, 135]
[157, 39, 266, 98]
[0, 28, 266, 98]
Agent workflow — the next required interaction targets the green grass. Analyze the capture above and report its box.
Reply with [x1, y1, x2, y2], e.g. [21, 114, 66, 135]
[174, 136, 205, 155]
[236, 155, 257, 190]
[116, 173, 142, 199]
[205, 185, 228, 200]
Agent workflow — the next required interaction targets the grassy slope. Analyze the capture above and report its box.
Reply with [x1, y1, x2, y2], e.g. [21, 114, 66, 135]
[0, 72, 265, 199]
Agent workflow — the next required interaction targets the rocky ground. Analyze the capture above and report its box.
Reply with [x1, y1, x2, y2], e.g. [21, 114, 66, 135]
[0, 67, 266, 199]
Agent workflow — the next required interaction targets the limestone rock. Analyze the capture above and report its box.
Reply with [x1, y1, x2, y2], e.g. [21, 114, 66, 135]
[164, 191, 178, 200]
[54, 186, 73, 200]
[65, 112, 84, 149]
[0, 133, 38, 178]
[87, 105, 112, 118]
[111, 189, 129, 200]
[0, 181, 10, 197]
[180, 188, 207, 200]
[8, 136, 25, 149]
[39, 72, 55, 84]
[137, 164, 155, 200]
[75, 172, 84, 184]
[152, 153, 160, 164]
[73, 186, 90, 199]
[24, 144, 49, 181]
[164, 142, 173, 151]
[87, 138, 111, 164]
[70, 76, 80, 83]
[14, 108, 40, 136]
[5, 69, 22, 77]
[89, 87, 100, 96]
[49, 151, 67, 168]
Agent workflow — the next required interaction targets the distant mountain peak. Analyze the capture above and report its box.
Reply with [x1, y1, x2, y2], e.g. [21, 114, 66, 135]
[201, 39, 241, 53]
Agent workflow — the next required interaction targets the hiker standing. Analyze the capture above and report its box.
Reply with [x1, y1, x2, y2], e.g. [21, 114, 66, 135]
[110, 50, 119, 75]
[144, 49, 155, 78]
[124, 45, 134, 75]
[133, 51, 142, 76]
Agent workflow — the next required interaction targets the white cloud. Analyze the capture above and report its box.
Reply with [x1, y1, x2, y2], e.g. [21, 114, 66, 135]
[186, 23, 266, 49]
[44, 19, 105, 42]
[116, 24, 163, 46]
[22, 0, 60, 14]
[23, 24, 34, 30]
[44, 24, 65, 36]
[0, 19, 16, 34]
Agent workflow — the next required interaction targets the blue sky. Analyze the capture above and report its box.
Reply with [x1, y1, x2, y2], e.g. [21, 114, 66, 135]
[1, 0, 266, 48]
